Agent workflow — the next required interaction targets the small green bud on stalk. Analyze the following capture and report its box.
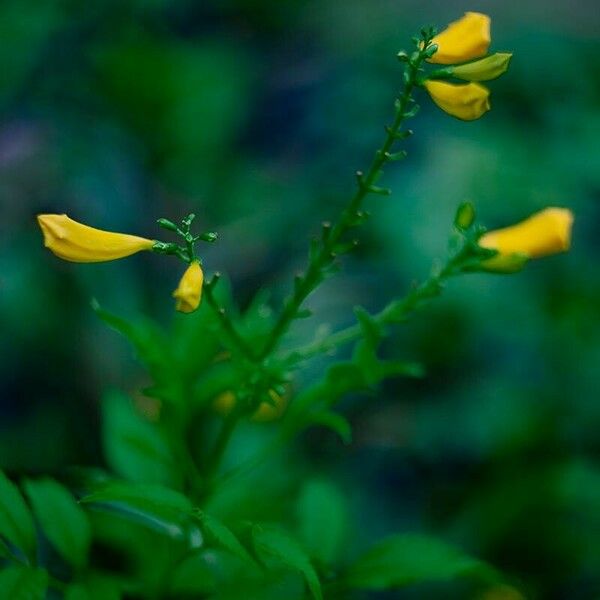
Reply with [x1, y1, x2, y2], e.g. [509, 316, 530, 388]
[156, 218, 179, 232]
[454, 201, 476, 230]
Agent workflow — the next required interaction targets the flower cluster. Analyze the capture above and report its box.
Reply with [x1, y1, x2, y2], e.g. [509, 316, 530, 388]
[423, 12, 512, 120]
[37, 213, 206, 313]
[36, 12, 573, 323]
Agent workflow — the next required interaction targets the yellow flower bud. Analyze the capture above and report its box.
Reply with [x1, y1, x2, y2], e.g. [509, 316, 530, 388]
[173, 260, 204, 313]
[451, 53, 512, 82]
[424, 80, 490, 121]
[213, 390, 287, 423]
[428, 12, 491, 65]
[37, 214, 155, 263]
[479, 207, 574, 272]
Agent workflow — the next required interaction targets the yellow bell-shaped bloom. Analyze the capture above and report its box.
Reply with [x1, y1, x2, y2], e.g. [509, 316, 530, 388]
[173, 260, 204, 313]
[37, 214, 155, 263]
[213, 390, 287, 423]
[479, 207, 574, 272]
[451, 52, 512, 82]
[424, 80, 490, 121]
[429, 12, 491, 65]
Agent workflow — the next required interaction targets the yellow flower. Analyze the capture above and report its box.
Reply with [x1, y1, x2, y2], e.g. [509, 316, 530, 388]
[213, 390, 287, 423]
[479, 207, 574, 272]
[173, 260, 204, 313]
[429, 12, 491, 65]
[451, 53, 512, 82]
[424, 80, 490, 121]
[37, 214, 154, 263]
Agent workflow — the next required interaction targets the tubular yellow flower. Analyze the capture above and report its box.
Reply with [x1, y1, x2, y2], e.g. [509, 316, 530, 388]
[37, 214, 155, 263]
[479, 207, 574, 272]
[428, 12, 491, 65]
[173, 260, 204, 313]
[213, 390, 287, 423]
[451, 52, 512, 82]
[424, 80, 490, 121]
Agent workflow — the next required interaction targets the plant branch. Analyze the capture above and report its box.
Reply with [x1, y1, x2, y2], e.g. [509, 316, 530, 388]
[281, 246, 469, 364]
[257, 34, 435, 361]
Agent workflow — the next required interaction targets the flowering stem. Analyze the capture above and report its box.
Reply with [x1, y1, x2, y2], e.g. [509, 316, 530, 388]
[281, 246, 469, 364]
[257, 32, 435, 361]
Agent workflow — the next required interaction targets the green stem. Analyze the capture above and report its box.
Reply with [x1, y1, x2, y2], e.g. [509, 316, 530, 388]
[215, 248, 468, 488]
[203, 281, 256, 361]
[257, 47, 429, 361]
[204, 412, 241, 480]
[281, 248, 467, 363]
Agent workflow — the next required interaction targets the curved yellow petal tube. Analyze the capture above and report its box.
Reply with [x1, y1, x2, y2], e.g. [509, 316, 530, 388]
[480, 207, 574, 271]
[37, 214, 155, 263]
[424, 80, 490, 121]
[429, 12, 491, 65]
[173, 260, 204, 313]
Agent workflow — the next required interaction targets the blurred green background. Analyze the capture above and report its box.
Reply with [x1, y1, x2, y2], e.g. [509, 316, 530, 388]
[1, 0, 599, 598]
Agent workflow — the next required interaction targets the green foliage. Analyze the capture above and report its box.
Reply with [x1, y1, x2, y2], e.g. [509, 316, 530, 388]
[194, 511, 256, 566]
[23, 478, 91, 570]
[296, 479, 348, 567]
[0, 565, 48, 600]
[0, 471, 36, 563]
[1, 2, 593, 597]
[80, 481, 194, 541]
[344, 534, 498, 591]
[252, 524, 322, 600]
[168, 552, 216, 596]
[65, 579, 121, 600]
[102, 390, 179, 487]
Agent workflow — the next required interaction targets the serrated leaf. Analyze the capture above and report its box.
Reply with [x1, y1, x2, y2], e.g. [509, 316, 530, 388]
[252, 525, 322, 600]
[80, 481, 193, 541]
[344, 534, 498, 591]
[193, 511, 255, 565]
[296, 480, 348, 566]
[24, 478, 91, 569]
[0, 470, 36, 561]
[0, 566, 48, 600]
[102, 390, 179, 487]
[309, 411, 352, 444]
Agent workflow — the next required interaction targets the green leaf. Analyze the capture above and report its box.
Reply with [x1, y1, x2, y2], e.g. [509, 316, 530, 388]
[344, 534, 498, 591]
[102, 390, 180, 487]
[23, 478, 91, 569]
[169, 551, 216, 596]
[93, 302, 167, 375]
[93, 304, 184, 405]
[296, 480, 348, 566]
[0, 566, 48, 600]
[65, 577, 121, 600]
[0, 470, 36, 561]
[193, 511, 255, 565]
[80, 481, 194, 541]
[309, 411, 352, 444]
[252, 525, 322, 600]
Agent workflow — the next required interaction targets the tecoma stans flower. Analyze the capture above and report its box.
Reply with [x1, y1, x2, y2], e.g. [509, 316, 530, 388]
[428, 12, 491, 65]
[424, 80, 490, 121]
[37, 214, 155, 262]
[479, 208, 574, 272]
[173, 260, 204, 313]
